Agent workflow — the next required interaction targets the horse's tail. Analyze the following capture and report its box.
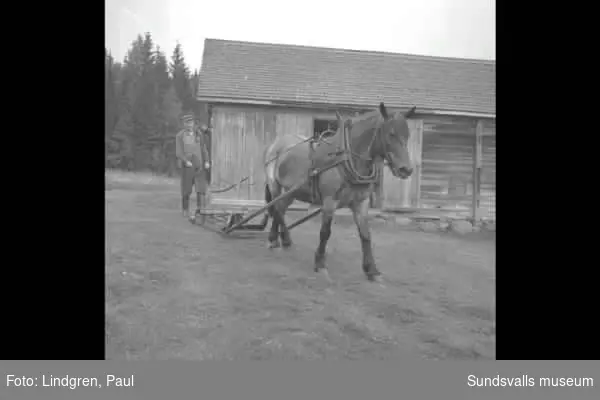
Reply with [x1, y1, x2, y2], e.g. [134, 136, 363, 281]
[263, 137, 277, 218]
[264, 182, 274, 217]
[265, 182, 272, 204]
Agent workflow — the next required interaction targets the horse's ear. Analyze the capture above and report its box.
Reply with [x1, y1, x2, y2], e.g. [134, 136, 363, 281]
[404, 106, 416, 118]
[335, 111, 342, 122]
[379, 102, 389, 120]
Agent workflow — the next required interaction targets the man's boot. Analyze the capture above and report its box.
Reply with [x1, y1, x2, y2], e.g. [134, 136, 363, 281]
[195, 192, 205, 224]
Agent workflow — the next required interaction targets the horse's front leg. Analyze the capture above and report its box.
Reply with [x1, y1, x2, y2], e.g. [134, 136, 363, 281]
[350, 198, 382, 282]
[278, 213, 292, 248]
[314, 197, 336, 273]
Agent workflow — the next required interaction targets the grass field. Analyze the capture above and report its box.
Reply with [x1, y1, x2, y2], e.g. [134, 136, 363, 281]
[105, 170, 495, 360]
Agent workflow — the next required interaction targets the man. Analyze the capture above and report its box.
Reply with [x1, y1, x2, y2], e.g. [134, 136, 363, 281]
[175, 113, 211, 219]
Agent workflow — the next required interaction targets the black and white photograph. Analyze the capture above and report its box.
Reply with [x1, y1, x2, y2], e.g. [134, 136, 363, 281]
[105, 0, 495, 360]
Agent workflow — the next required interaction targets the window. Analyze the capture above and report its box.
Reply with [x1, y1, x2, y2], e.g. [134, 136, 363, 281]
[313, 118, 338, 139]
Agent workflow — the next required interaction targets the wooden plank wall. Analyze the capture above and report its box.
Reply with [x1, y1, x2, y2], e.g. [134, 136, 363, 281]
[420, 115, 476, 210]
[276, 112, 313, 138]
[381, 119, 423, 209]
[480, 120, 496, 220]
[210, 104, 496, 218]
[210, 106, 312, 205]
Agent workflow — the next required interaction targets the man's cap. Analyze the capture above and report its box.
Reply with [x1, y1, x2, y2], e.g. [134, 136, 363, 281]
[181, 113, 194, 123]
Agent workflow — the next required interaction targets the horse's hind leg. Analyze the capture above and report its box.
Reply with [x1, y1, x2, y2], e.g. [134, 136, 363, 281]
[268, 220, 281, 249]
[314, 197, 336, 273]
[276, 195, 295, 249]
[265, 183, 281, 249]
[350, 198, 382, 282]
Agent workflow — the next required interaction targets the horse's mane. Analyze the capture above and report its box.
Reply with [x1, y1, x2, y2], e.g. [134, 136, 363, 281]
[346, 109, 383, 126]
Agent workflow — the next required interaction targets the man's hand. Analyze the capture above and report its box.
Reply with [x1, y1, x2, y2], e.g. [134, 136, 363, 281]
[204, 161, 211, 169]
[185, 161, 193, 168]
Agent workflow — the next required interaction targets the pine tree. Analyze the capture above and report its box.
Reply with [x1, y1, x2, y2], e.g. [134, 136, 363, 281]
[105, 49, 119, 139]
[106, 49, 126, 168]
[110, 106, 135, 169]
[151, 46, 171, 132]
[170, 43, 194, 112]
[135, 32, 158, 137]
[119, 32, 158, 170]
[154, 47, 170, 101]
[146, 46, 176, 172]
[189, 69, 200, 106]
[159, 86, 184, 174]
[106, 32, 199, 172]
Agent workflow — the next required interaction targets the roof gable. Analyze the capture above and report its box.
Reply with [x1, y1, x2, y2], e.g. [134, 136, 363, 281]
[197, 39, 495, 115]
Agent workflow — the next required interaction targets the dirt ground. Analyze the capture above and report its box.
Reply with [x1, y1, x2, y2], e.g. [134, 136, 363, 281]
[105, 175, 495, 360]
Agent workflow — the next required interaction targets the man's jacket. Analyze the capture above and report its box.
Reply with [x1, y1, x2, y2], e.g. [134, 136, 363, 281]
[175, 128, 209, 169]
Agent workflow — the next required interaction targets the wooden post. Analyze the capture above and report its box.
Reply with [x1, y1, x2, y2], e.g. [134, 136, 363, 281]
[207, 105, 213, 185]
[472, 120, 483, 223]
[412, 120, 423, 208]
[249, 160, 253, 201]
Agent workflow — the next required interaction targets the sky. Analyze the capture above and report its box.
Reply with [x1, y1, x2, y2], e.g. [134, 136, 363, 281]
[105, 0, 495, 71]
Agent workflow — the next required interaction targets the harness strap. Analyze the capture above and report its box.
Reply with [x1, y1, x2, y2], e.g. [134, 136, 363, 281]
[307, 116, 384, 203]
[309, 159, 345, 204]
[309, 135, 322, 204]
[340, 120, 380, 185]
[308, 130, 342, 205]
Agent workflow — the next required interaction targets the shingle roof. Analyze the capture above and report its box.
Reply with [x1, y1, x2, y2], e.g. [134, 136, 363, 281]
[197, 39, 495, 115]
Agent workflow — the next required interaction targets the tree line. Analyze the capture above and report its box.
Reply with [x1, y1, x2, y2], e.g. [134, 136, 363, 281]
[105, 32, 201, 175]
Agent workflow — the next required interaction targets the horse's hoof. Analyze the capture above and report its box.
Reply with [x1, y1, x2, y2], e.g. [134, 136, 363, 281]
[318, 268, 333, 283]
[314, 262, 326, 273]
[367, 273, 384, 283]
[281, 240, 293, 249]
[314, 253, 326, 271]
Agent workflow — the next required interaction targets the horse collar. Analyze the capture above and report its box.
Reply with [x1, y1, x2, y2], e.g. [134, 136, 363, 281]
[339, 119, 381, 185]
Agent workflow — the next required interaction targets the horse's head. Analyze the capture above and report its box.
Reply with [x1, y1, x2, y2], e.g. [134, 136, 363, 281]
[376, 102, 415, 180]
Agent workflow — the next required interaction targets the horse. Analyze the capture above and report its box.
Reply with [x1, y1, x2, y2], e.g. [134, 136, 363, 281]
[263, 102, 415, 282]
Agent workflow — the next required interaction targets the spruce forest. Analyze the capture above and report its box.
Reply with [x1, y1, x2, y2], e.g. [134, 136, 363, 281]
[105, 33, 200, 175]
